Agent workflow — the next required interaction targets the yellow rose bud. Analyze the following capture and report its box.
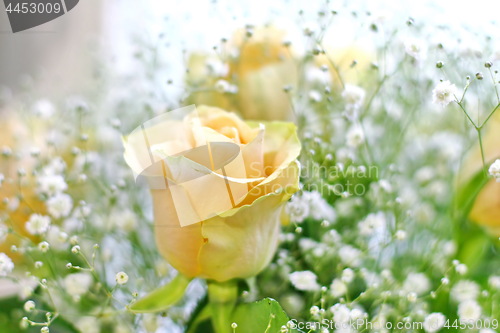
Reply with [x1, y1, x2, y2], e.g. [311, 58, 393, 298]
[186, 26, 297, 121]
[462, 114, 500, 235]
[123, 105, 300, 281]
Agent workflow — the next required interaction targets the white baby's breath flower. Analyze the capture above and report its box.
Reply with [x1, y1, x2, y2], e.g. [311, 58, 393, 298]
[488, 159, 500, 182]
[25, 214, 51, 235]
[36, 174, 68, 196]
[330, 279, 347, 298]
[358, 212, 386, 236]
[0, 253, 14, 276]
[116, 272, 129, 285]
[432, 80, 458, 107]
[23, 300, 35, 312]
[286, 195, 310, 223]
[76, 317, 100, 333]
[346, 125, 365, 148]
[111, 210, 138, 232]
[395, 230, 407, 240]
[32, 99, 55, 118]
[339, 245, 362, 267]
[64, 272, 93, 297]
[455, 263, 468, 275]
[308, 90, 322, 102]
[46, 193, 73, 219]
[451, 280, 480, 303]
[341, 268, 355, 283]
[329, 303, 351, 324]
[404, 38, 426, 61]
[423, 312, 446, 333]
[458, 300, 481, 321]
[38, 241, 50, 253]
[342, 84, 365, 109]
[302, 191, 336, 222]
[488, 275, 500, 290]
[46, 226, 68, 250]
[403, 272, 431, 295]
[289, 271, 320, 291]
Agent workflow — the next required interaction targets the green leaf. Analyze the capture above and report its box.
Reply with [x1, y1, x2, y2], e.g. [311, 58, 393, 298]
[128, 274, 192, 313]
[231, 298, 302, 333]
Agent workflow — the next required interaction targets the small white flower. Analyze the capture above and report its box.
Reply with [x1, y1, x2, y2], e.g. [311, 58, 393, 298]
[310, 305, 320, 316]
[301, 191, 336, 221]
[116, 272, 129, 285]
[329, 303, 351, 324]
[32, 99, 55, 118]
[46, 226, 68, 250]
[341, 268, 355, 283]
[455, 263, 468, 275]
[25, 214, 51, 235]
[423, 312, 446, 333]
[0, 173, 4, 186]
[308, 90, 322, 102]
[338, 245, 362, 267]
[346, 125, 365, 148]
[488, 275, 500, 290]
[46, 193, 73, 219]
[488, 159, 500, 182]
[458, 300, 481, 321]
[407, 292, 417, 302]
[432, 80, 458, 107]
[342, 85, 365, 109]
[358, 212, 386, 236]
[451, 280, 480, 303]
[405, 38, 426, 61]
[286, 195, 310, 223]
[23, 300, 35, 312]
[38, 241, 50, 253]
[37, 174, 68, 196]
[0, 253, 14, 276]
[215, 79, 231, 93]
[330, 279, 347, 298]
[64, 272, 93, 297]
[403, 272, 431, 295]
[75, 317, 100, 333]
[289, 271, 320, 291]
[395, 230, 407, 240]
[111, 210, 138, 232]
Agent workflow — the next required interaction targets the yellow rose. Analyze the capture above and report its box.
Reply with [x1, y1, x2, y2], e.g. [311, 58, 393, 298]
[123, 105, 300, 281]
[463, 114, 500, 235]
[186, 26, 297, 121]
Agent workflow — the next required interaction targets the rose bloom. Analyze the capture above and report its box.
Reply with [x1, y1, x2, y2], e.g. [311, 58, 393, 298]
[185, 26, 297, 121]
[462, 114, 500, 235]
[123, 106, 300, 281]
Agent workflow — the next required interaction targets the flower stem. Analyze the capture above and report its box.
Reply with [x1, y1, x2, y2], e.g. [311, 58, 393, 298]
[207, 280, 238, 333]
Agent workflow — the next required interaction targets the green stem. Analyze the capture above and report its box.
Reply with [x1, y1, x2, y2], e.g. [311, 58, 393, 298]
[207, 280, 238, 333]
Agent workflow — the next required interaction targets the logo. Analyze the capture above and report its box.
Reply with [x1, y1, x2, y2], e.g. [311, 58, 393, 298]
[3, 0, 79, 33]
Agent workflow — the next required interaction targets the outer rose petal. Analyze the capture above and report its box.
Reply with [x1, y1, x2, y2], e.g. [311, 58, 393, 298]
[151, 187, 204, 278]
[469, 180, 500, 235]
[198, 191, 286, 281]
[463, 114, 500, 233]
